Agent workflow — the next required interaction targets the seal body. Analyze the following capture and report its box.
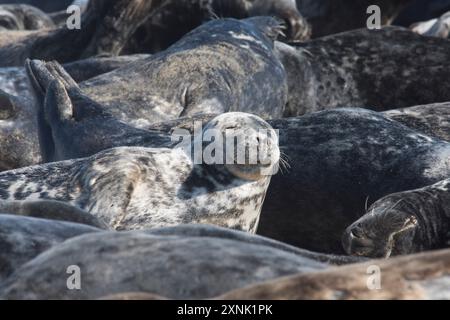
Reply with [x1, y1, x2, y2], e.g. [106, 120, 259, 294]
[125, 0, 311, 53]
[343, 178, 450, 258]
[218, 248, 450, 300]
[276, 26, 450, 116]
[0, 112, 280, 233]
[384, 102, 450, 142]
[0, 225, 355, 300]
[0, 4, 54, 31]
[0, 55, 149, 171]
[0, 214, 99, 282]
[78, 17, 287, 128]
[257, 108, 450, 253]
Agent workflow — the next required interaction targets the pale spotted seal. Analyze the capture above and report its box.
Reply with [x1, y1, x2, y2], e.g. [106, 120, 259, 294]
[343, 178, 450, 258]
[0, 112, 280, 233]
[275, 26, 450, 116]
[28, 16, 287, 129]
[0, 225, 360, 300]
[33, 106, 450, 253]
[0, 214, 100, 282]
[0, 4, 54, 31]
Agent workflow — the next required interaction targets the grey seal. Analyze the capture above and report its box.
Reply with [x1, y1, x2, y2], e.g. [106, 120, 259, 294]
[0, 4, 54, 30]
[0, 225, 360, 299]
[0, 112, 280, 233]
[0, 55, 150, 172]
[0, 214, 100, 283]
[343, 178, 450, 258]
[275, 26, 450, 117]
[217, 248, 450, 300]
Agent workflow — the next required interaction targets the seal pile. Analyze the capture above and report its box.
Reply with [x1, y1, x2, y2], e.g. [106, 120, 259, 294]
[0, 0, 450, 300]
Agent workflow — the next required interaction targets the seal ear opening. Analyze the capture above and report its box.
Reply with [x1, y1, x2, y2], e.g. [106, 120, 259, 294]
[0, 90, 16, 120]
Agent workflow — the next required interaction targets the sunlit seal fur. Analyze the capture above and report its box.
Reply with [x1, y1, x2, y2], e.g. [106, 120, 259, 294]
[0, 225, 360, 300]
[343, 178, 450, 258]
[275, 26, 450, 116]
[0, 112, 280, 233]
[28, 17, 288, 128]
[0, 4, 54, 31]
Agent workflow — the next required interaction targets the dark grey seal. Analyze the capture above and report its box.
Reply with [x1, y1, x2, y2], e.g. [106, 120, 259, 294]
[343, 178, 450, 258]
[384, 102, 450, 142]
[0, 225, 360, 299]
[0, 4, 54, 30]
[0, 55, 149, 171]
[0, 112, 280, 233]
[0, 214, 100, 283]
[296, 0, 412, 38]
[125, 0, 311, 54]
[0, 0, 165, 67]
[276, 26, 450, 116]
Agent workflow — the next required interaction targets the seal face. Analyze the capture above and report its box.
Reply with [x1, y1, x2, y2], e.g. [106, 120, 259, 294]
[343, 178, 450, 258]
[0, 4, 54, 31]
[0, 112, 279, 233]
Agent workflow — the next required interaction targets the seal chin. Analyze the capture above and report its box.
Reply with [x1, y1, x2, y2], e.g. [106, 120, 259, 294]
[225, 162, 278, 181]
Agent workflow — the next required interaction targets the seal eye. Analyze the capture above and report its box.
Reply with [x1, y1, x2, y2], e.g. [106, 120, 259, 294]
[350, 226, 365, 239]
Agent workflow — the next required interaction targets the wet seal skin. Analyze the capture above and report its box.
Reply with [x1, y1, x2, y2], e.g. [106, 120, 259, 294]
[343, 178, 450, 258]
[0, 214, 100, 283]
[0, 112, 280, 233]
[276, 26, 450, 117]
[28, 17, 287, 129]
[0, 225, 361, 300]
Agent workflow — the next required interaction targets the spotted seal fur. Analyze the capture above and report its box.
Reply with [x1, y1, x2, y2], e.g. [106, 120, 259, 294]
[275, 26, 450, 116]
[0, 112, 280, 233]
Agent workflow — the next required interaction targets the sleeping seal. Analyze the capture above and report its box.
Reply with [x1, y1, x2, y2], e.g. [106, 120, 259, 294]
[343, 178, 450, 258]
[0, 111, 280, 233]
